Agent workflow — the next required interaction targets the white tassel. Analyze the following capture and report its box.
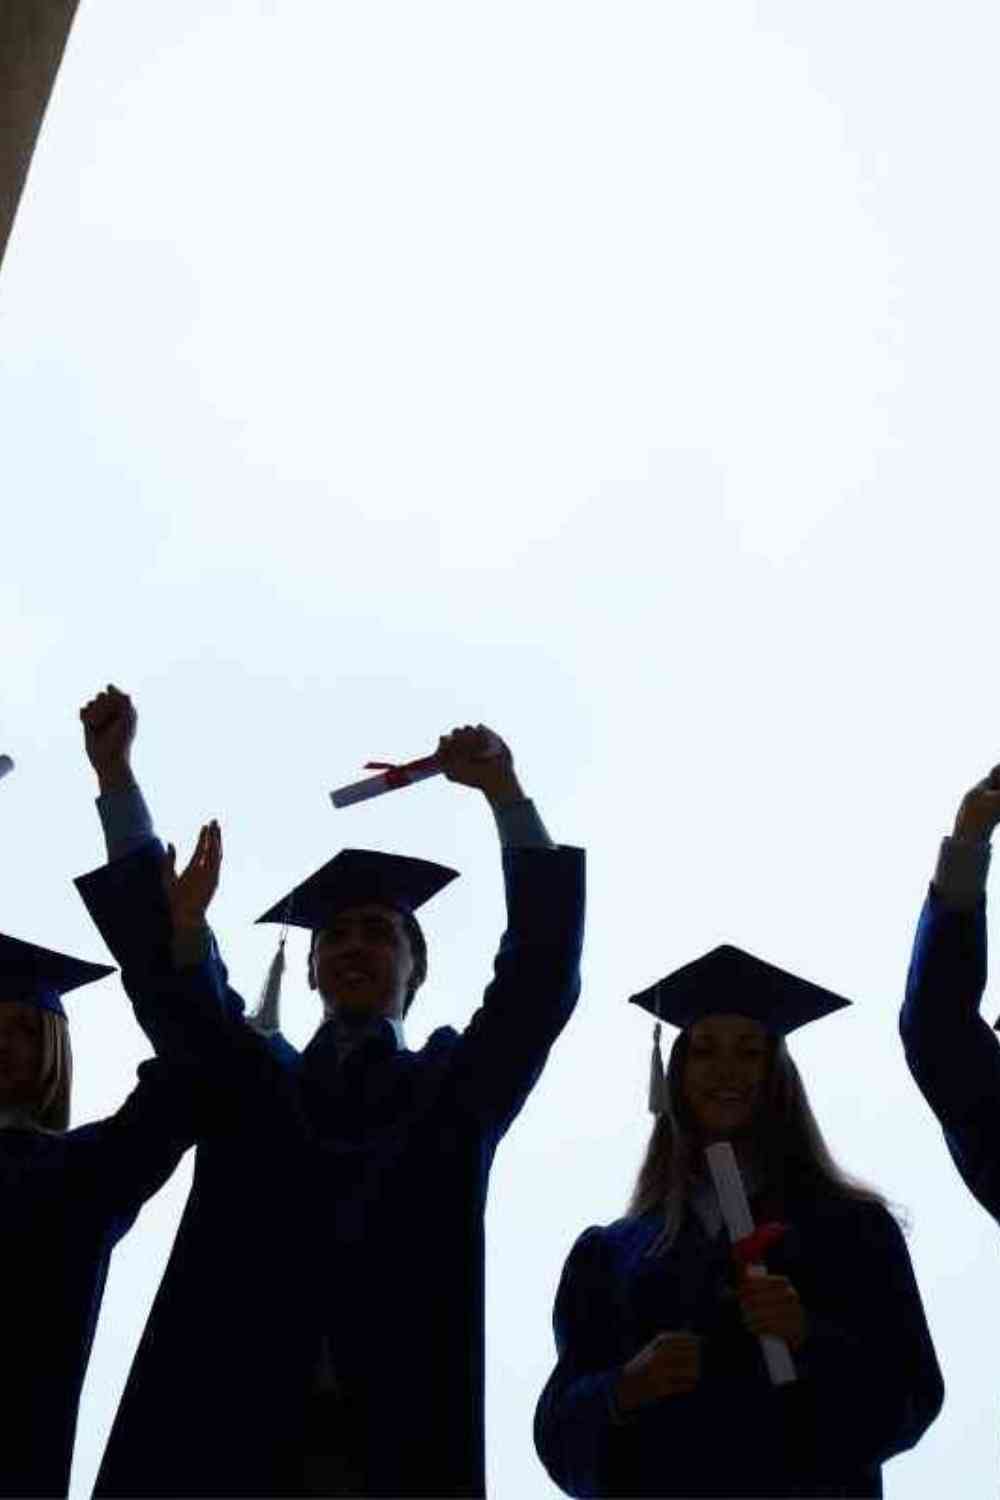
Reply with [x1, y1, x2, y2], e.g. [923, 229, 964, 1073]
[648, 1022, 667, 1115]
[249, 933, 286, 1034]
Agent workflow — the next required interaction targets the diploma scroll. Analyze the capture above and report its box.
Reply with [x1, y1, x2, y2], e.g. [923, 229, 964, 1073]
[330, 756, 443, 808]
[704, 1141, 797, 1387]
[0, 754, 13, 783]
[330, 740, 507, 808]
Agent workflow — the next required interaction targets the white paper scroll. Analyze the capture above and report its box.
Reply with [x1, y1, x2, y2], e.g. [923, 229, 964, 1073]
[330, 762, 442, 808]
[704, 1140, 797, 1386]
[0, 755, 13, 783]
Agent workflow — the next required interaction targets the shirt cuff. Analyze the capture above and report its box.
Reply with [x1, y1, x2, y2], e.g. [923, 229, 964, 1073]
[931, 835, 991, 908]
[491, 798, 556, 849]
[171, 924, 212, 969]
[96, 781, 156, 860]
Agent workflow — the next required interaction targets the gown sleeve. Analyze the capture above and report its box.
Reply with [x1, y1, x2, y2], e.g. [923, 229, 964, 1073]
[899, 884, 1000, 1222]
[77, 1057, 214, 1234]
[447, 843, 585, 1141]
[790, 1200, 944, 1471]
[533, 1227, 629, 1499]
[75, 841, 252, 1054]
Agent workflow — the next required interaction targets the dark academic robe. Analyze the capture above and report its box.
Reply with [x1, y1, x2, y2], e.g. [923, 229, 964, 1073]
[900, 884, 1000, 1224]
[534, 1184, 943, 1499]
[0, 1064, 208, 1499]
[76, 838, 585, 1499]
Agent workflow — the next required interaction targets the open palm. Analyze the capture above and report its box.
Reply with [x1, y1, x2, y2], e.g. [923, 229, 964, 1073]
[161, 821, 222, 932]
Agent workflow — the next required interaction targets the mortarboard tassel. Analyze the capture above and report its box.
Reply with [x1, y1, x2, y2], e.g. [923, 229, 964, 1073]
[648, 1022, 667, 1115]
[248, 930, 286, 1034]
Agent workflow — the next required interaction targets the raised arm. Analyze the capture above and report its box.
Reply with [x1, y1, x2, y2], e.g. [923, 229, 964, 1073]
[435, 725, 584, 1140]
[76, 685, 250, 1052]
[900, 765, 1000, 1222]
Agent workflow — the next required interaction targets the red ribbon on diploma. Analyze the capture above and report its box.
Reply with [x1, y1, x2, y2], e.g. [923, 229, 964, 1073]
[731, 1220, 788, 1280]
[364, 754, 442, 789]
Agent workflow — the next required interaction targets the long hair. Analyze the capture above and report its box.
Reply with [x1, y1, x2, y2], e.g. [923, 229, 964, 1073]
[627, 1025, 907, 1244]
[18, 1010, 72, 1132]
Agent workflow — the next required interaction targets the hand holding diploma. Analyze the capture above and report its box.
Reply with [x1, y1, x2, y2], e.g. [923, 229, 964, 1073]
[736, 1271, 806, 1353]
[332, 725, 522, 810]
[704, 1140, 800, 1385]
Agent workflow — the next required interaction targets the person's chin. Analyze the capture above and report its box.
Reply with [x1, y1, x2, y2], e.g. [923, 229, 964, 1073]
[698, 1112, 756, 1139]
[329, 994, 384, 1022]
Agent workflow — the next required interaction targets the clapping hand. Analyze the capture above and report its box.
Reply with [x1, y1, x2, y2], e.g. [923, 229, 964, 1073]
[161, 821, 222, 935]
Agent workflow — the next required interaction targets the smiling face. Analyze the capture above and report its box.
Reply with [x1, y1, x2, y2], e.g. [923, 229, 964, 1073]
[308, 904, 416, 1022]
[0, 999, 45, 1111]
[680, 1012, 771, 1140]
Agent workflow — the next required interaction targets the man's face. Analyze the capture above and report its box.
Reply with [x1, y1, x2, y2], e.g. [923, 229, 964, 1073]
[309, 904, 415, 1021]
[0, 1000, 44, 1109]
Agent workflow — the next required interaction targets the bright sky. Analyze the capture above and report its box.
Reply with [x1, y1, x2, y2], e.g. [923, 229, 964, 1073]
[2, 2, 999, 1495]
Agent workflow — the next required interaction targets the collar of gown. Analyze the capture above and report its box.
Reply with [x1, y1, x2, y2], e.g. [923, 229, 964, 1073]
[318, 1012, 406, 1060]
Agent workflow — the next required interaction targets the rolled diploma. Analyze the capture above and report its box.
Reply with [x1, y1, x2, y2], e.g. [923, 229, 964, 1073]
[704, 1141, 797, 1386]
[0, 754, 13, 782]
[330, 762, 442, 808]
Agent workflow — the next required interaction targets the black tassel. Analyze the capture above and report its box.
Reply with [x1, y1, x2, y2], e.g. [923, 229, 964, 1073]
[648, 1022, 666, 1115]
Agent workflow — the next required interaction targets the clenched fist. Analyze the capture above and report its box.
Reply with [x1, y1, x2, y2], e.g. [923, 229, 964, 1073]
[80, 684, 136, 790]
[436, 725, 523, 806]
[615, 1331, 702, 1413]
[953, 766, 1000, 842]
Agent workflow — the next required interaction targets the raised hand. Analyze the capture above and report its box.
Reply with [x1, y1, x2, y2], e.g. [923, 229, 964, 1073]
[161, 821, 222, 935]
[80, 684, 137, 790]
[736, 1272, 807, 1351]
[436, 724, 523, 806]
[953, 766, 1000, 842]
[615, 1331, 702, 1412]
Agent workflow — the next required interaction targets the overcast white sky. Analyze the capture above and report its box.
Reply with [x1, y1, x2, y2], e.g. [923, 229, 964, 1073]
[2, 2, 999, 1495]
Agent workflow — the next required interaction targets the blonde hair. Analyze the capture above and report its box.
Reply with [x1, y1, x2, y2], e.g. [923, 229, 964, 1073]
[33, 1010, 72, 1132]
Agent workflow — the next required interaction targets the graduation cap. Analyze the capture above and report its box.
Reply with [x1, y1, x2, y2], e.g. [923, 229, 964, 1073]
[628, 945, 852, 1114]
[0, 932, 115, 1020]
[249, 849, 460, 1033]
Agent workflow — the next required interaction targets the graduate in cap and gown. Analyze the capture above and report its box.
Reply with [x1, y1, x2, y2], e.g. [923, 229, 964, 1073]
[900, 763, 1000, 1224]
[0, 928, 214, 1499]
[534, 947, 943, 1499]
[74, 685, 585, 1499]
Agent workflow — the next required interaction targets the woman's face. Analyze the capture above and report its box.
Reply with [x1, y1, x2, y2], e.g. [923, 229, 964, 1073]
[0, 1000, 44, 1108]
[680, 1013, 770, 1140]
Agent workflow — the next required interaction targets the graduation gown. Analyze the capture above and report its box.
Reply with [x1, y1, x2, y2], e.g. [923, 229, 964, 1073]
[900, 885, 1000, 1224]
[76, 838, 585, 1499]
[534, 1184, 943, 1499]
[0, 1063, 209, 1499]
